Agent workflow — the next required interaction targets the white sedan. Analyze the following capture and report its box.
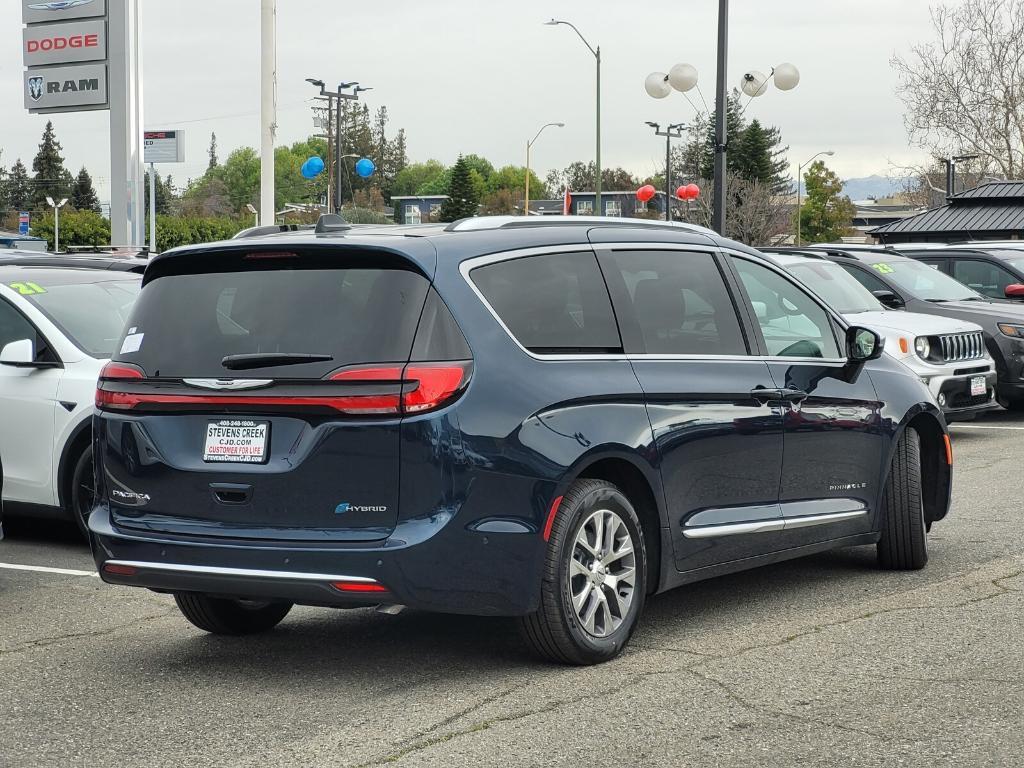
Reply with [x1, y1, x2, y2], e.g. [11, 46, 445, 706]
[0, 263, 141, 535]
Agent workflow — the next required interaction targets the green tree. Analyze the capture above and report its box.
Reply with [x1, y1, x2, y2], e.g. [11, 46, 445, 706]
[207, 132, 219, 171]
[439, 156, 480, 222]
[7, 159, 32, 211]
[31, 121, 73, 210]
[220, 147, 260, 210]
[144, 169, 171, 215]
[487, 165, 545, 202]
[32, 209, 111, 249]
[392, 160, 448, 196]
[70, 167, 101, 213]
[798, 161, 856, 243]
[461, 154, 495, 181]
[733, 119, 775, 186]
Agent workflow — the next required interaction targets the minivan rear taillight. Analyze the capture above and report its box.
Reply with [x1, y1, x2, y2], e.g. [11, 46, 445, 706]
[95, 361, 471, 415]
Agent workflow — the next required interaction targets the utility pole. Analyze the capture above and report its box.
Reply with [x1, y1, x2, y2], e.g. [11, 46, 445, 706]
[712, 0, 729, 234]
[311, 95, 335, 212]
[307, 80, 369, 213]
[260, 0, 276, 226]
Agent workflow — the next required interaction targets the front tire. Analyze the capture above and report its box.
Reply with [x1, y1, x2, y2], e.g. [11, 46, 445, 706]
[519, 479, 647, 665]
[69, 445, 96, 538]
[877, 427, 927, 570]
[174, 593, 293, 635]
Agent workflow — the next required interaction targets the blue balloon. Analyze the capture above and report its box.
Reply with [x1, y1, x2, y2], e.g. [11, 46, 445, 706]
[301, 155, 325, 179]
[355, 157, 376, 178]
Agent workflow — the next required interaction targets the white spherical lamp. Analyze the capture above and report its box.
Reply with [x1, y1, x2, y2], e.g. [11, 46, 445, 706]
[668, 63, 698, 93]
[773, 62, 800, 91]
[644, 72, 672, 99]
[740, 70, 769, 97]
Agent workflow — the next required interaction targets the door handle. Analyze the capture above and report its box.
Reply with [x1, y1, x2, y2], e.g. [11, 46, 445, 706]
[749, 387, 783, 404]
[779, 388, 808, 404]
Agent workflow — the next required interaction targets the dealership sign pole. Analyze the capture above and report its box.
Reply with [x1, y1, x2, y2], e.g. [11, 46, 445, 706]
[143, 130, 184, 254]
[23, 0, 144, 247]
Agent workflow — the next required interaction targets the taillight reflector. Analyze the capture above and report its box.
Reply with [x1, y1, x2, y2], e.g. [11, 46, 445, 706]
[99, 361, 145, 380]
[102, 563, 138, 576]
[403, 364, 470, 413]
[331, 581, 388, 593]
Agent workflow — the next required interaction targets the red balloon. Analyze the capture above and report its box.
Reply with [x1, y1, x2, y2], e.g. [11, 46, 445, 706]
[636, 184, 656, 202]
[675, 185, 688, 200]
[686, 183, 700, 199]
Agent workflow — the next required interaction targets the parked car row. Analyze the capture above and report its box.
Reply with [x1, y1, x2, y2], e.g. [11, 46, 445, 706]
[0, 223, 1016, 665]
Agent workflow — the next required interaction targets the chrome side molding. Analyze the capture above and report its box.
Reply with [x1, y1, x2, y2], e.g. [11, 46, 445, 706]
[683, 508, 867, 539]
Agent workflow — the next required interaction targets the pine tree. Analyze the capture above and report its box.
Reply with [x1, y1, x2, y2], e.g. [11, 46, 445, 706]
[31, 121, 72, 210]
[70, 167, 101, 213]
[208, 132, 219, 170]
[733, 120, 775, 186]
[439, 156, 480, 222]
[8, 159, 32, 211]
[798, 160, 856, 243]
[699, 90, 746, 180]
[0, 156, 8, 214]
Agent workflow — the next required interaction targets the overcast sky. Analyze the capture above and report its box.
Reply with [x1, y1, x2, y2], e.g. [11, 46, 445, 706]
[1, 0, 940, 204]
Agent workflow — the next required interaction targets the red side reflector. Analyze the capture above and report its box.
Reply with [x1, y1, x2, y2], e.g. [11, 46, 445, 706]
[943, 434, 953, 465]
[542, 495, 564, 541]
[331, 581, 388, 593]
[102, 563, 138, 576]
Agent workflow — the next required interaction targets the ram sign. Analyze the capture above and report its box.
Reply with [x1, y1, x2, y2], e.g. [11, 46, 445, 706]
[23, 19, 106, 66]
[22, 0, 107, 24]
[24, 63, 108, 111]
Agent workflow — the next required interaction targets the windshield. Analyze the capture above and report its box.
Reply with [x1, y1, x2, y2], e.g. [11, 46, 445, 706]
[786, 261, 882, 314]
[991, 251, 1024, 272]
[867, 259, 982, 301]
[25, 279, 141, 358]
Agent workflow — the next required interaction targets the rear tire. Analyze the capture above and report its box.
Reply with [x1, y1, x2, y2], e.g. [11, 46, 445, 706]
[69, 446, 95, 539]
[518, 479, 647, 665]
[877, 427, 927, 570]
[173, 593, 293, 635]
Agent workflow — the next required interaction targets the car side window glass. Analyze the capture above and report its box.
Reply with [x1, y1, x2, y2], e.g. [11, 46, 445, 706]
[730, 258, 841, 359]
[0, 298, 53, 362]
[607, 250, 747, 355]
[471, 251, 621, 354]
[952, 259, 1015, 299]
[842, 264, 892, 295]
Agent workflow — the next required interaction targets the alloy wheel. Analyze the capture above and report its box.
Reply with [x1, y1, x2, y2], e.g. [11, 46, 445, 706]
[567, 508, 637, 638]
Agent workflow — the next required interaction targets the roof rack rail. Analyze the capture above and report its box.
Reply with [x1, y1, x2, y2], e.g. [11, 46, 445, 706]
[231, 223, 309, 239]
[444, 215, 719, 237]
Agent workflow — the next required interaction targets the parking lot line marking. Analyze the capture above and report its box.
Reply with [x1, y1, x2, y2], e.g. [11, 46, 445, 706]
[0, 562, 98, 577]
[951, 424, 1024, 431]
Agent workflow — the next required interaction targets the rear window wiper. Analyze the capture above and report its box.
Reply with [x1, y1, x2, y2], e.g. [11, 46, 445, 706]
[221, 353, 334, 370]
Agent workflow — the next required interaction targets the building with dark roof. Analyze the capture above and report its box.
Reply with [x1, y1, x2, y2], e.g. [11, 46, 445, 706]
[871, 181, 1024, 244]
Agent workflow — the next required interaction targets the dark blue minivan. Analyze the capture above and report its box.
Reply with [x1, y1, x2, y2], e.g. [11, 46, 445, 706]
[89, 217, 952, 664]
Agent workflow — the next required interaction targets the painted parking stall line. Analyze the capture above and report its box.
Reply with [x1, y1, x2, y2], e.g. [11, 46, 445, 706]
[951, 424, 1024, 431]
[0, 562, 98, 577]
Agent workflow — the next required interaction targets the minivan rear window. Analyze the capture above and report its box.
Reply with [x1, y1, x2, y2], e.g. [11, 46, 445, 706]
[471, 251, 621, 354]
[115, 259, 430, 378]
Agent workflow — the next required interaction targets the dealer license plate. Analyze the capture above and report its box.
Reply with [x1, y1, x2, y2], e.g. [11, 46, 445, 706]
[970, 376, 986, 397]
[203, 420, 269, 464]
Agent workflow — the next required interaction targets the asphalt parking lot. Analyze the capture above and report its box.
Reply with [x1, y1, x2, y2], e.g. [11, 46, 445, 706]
[1, 414, 1022, 768]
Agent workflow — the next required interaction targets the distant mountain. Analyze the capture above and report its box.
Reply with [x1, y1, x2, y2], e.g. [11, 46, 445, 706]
[841, 175, 911, 201]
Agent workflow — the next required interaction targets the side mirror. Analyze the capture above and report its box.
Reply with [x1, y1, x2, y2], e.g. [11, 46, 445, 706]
[847, 326, 884, 362]
[0, 339, 35, 367]
[1004, 283, 1024, 299]
[872, 289, 905, 309]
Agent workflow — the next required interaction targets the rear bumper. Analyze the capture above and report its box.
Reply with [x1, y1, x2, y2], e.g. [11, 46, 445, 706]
[89, 505, 546, 616]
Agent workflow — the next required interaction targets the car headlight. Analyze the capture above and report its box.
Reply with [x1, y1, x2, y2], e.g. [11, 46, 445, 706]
[998, 323, 1024, 338]
[914, 337, 931, 359]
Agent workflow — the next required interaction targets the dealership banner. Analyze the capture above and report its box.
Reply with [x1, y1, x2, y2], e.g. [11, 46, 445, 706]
[22, 0, 107, 24]
[23, 18, 106, 66]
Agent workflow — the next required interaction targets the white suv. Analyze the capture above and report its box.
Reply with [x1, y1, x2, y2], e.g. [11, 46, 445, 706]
[767, 251, 997, 421]
[0, 262, 141, 534]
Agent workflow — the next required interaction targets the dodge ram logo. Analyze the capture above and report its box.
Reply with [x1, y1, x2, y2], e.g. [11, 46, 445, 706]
[27, 76, 44, 102]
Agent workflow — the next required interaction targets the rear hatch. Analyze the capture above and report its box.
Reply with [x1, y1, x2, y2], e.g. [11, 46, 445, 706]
[94, 245, 470, 542]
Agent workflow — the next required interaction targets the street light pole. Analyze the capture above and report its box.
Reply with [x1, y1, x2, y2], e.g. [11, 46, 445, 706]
[525, 122, 564, 216]
[648, 122, 685, 222]
[796, 150, 834, 246]
[712, 0, 729, 234]
[546, 20, 602, 215]
[306, 79, 368, 214]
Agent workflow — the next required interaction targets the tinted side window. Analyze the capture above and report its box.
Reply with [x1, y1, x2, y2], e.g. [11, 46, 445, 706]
[952, 259, 1016, 299]
[471, 252, 621, 354]
[842, 264, 893, 295]
[606, 250, 747, 355]
[0, 299, 55, 363]
[731, 258, 841, 359]
[411, 288, 472, 361]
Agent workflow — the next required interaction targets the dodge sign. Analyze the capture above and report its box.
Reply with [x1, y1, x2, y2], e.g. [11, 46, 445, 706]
[22, 0, 107, 24]
[24, 19, 106, 66]
[24, 63, 108, 111]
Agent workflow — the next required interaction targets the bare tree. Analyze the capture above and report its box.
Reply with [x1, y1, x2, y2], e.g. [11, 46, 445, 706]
[683, 173, 791, 246]
[892, 0, 1024, 177]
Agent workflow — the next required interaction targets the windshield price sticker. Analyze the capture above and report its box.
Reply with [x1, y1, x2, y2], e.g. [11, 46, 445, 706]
[871, 263, 896, 274]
